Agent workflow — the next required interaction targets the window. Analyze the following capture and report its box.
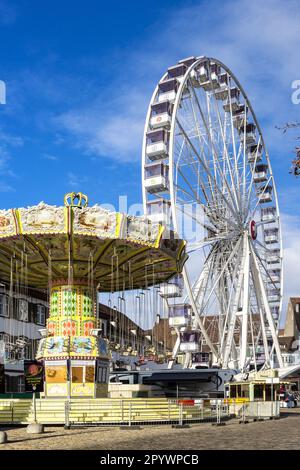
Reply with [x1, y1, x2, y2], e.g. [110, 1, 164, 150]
[101, 321, 107, 336]
[36, 305, 46, 326]
[32, 339, 39, 357]
[97, 362, 108, 384]
[71, 365, 95, 384]
[85, 366, 95, 383]
[18, 376, 25, 393]
[241, 385, 250, 398]
[254, 384, 264, 400]
[5, 373, 25, 393]
[265, 385, 274, 401]
[0, 333, 8, 342]
[45, 364, 67, 383]
[24, 342, 33, 360]
[72, 366, 83, 383]
[0, 294, 8, 317]
[18, 299, 28, 322]
[0, 333, 8, 356]
[1, 333, 9, 354]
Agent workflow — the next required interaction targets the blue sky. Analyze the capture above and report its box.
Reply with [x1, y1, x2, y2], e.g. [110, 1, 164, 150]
[0, 0, 300, 311]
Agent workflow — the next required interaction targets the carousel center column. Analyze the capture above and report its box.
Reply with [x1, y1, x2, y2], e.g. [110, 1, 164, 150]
[37, 279, 110, 398]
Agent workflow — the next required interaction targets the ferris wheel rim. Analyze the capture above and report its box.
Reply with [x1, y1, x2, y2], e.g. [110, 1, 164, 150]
[142, 55, 283, 369]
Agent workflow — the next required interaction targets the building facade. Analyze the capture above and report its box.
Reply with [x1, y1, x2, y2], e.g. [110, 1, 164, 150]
[0, 288, 152, 392]
[278, 297, 300, 352]
[0, 285, 48, 392]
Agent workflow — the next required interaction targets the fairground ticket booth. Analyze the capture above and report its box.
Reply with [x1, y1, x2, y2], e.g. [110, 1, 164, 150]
[224, 379, 291, 403]
[42, 356, 109, 398]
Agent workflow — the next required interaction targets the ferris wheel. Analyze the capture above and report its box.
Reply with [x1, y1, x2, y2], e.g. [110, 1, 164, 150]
[142, 56, 284, 372]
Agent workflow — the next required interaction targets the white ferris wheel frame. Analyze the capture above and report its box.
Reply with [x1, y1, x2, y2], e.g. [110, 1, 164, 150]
[142, 56, 283, 372]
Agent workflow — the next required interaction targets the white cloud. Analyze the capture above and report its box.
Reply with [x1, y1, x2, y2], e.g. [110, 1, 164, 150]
[67, 171, 88, 188]
[0, 129, 24, 191]
[53, 0, 300, 165]
[42, 153, 58, 161]
[0, 129, 23, 148]
[0, 0, 18, 25]
[56, 88, 147, 162]
[0, 181, 14, 192]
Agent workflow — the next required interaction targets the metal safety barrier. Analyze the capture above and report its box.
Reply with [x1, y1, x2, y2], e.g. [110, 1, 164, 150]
[65, 398, 232, 427]
[0, 398, 282, 426]
[238, 400, 280, 422]
[0, 399, 32, 424]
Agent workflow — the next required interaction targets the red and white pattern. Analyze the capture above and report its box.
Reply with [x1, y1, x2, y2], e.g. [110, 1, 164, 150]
[83, 320, 94, 336]
[62, 320, 77, 336]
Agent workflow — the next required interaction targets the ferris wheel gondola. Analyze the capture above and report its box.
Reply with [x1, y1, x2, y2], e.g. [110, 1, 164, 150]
[142, 56, 284, 372]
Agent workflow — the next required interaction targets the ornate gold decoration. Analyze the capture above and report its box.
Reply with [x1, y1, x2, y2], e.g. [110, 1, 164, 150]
[64, 192, 89, 208]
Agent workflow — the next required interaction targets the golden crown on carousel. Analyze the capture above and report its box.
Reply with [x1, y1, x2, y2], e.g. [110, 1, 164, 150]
[64, 192, 89, 208]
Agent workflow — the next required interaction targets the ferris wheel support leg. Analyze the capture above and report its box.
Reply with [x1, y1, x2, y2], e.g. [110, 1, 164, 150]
[168, 328, 181, 370]
[250, 244, 284, 369]
[183, 352, 191, 369]
[194, 239, 242, 312]
[239, 235, 250, 371]
[184, 256, 212, 305]
[219, 243, 243, 358]
[222, 244, 246, 369]
[250, 263, 271, 367]
[182, 266, 218, 359]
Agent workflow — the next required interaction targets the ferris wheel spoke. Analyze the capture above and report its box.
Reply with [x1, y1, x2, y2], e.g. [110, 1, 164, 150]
[188, 84, 241, 217]
[193, 237, 242, 317]
[249, 251, 277, 368]
[175, 144, 213, 206]
[174, 198, 215, 237]
[251, 240, 280, 291]
[250, 241, 283, 366]
[204, 92, 219, 186]
[245, 135, 263, 214]
[248, 176, 272, 220]
[186, 91, 219, 206]
[174, 181, 200, 204]
[186, 252, 215, 309]
[186, 87, 227, 191]
[177, 140, 227, 221]
[239, 236, 251, 370]
[221, 234, 248, 368]
[210, 87, 242, 215]
[175, 177, 240, 233]
[219, 258, 241, 354]
[190, 90, 226, 187]
[175, 131, 219, 211]
[186, 233, 237, 253]
[176, 165, 207, 205]
[182, 265, 219, 358]
[176, 117, 239, 221]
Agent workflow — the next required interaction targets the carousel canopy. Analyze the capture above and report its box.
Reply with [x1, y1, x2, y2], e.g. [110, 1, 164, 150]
[0, 193, 186, 291]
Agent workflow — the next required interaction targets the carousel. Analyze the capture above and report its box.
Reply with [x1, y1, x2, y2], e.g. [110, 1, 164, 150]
[0, 192, 186, 398]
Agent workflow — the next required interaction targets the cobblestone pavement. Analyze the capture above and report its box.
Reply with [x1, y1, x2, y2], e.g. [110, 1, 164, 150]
[0, 410, 299, 450]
